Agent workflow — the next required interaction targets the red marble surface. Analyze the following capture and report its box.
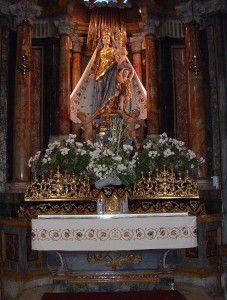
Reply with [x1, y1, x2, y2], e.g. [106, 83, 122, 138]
[185, 26, 207, 177]
[173, 47, 188, 147]
[71, 52, 82, 134]
[132, 52, 142, 82]
[185, 26, 191, 65]
[31, 48, 42, 156]
[13, 23, 32, 182]
[72, 52, 81, 90]
[146, 35, 159, 135]
[188, 74, 207, 174]
[59, 35, 71, 135]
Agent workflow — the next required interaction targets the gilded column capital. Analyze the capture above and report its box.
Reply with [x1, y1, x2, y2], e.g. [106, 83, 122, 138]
[129, 35, 143, 53]
[9, 0, 41, 26]
[71, 32, 84, 53]
[139, 18, 159, 36]
[54, 16, 75, 36]
[175, 0, 204, 24]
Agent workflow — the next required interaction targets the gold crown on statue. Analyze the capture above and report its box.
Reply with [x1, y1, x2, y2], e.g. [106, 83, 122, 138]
[24, 169, 92, 201]
[102, 25, 112, 38]
[115, 29, 127, 43]
[131, 166, 199, 199]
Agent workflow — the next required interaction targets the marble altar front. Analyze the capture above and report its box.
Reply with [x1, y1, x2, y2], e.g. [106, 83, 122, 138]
[30, 212, 197, 289]
[31, 213, 197, 251]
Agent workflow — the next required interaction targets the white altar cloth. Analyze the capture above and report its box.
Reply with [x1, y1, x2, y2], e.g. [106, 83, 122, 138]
[31, 213, 197, 251]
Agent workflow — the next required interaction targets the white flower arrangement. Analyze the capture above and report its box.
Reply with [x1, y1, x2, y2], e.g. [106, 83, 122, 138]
[28, 132, 205, 187]
[135, 132, 205, 176]
[28, 134, 93, 175]
[85, 140, 134, 184]
[28, 133, 137, 186]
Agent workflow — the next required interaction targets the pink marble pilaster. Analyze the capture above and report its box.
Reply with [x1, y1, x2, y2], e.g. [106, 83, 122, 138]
[129, 36, 144, 141]
[145, 35, 159, 135]
[185, 25, 207, 177]
[13, 21, 32, 182]
[130, 36, 143, 82]
[59, 35, 71, 135]
[71, 34, 83, 90]
[71, 51, 82, 134]
[132, 52, 142, 82]
[72, 52, 81, 90]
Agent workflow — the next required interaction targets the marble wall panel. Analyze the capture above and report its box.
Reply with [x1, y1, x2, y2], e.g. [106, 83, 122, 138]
[31, 47, 42, 156]
[4, 232, 19, 262]
[0, 25, 9, 187]
[206, 25, 221, 175]
[172, 47, 188, 146]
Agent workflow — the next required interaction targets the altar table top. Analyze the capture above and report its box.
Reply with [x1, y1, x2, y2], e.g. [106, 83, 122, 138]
[31, 213, 197, 251]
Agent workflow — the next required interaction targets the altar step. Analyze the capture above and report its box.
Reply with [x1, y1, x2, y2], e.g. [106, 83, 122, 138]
[18, 283, 223, 300]
[40, 290, 187, 300]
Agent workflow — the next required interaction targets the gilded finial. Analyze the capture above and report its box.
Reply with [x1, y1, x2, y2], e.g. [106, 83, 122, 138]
[115, 29, 127, 45]
[131, 166, 199, 199]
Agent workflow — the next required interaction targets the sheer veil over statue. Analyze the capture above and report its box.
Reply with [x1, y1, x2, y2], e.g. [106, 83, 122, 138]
[70, 28, 147, 125]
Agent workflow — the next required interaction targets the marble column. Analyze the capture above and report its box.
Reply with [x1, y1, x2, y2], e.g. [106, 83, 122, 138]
[54, 17, 74, 136]
[140, 19, 160, 137]
[176, 2, 207, 178]
[129, 34, 144, 142]
[71, 33, 83, 90]
[129, 35, 143, 81]
[71, 33, 83, 134]
[13, 20, 32, 182]
[9, 1, 41, 184]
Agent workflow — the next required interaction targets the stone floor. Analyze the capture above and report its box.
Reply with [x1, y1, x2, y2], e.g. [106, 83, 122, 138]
[18, 283, 225, 300]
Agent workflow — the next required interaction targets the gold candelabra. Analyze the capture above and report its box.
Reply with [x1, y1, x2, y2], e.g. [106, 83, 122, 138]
[25, 170, 92, 201]
[25, 166, 199, 202]
[131, 166, 199, 199]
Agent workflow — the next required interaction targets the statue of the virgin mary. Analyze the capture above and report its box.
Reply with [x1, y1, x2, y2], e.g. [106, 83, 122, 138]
[70, 27, 147, 125]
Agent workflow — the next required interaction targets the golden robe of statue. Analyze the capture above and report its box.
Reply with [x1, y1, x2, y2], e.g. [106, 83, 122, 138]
[93, 47, 116, 81]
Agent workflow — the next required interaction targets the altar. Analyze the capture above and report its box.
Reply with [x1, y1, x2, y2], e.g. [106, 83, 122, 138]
[31, 213, 197, 251]
[29, 212, 197, 290]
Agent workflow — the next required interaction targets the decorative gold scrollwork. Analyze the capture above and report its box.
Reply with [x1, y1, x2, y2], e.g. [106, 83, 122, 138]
[131, 166, 199, 199]
[25, 169, 91, 201]
[87, 252, 142, 271]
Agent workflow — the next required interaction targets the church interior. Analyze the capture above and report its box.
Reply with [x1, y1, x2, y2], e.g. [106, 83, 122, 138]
[0, 0, 227, 299]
